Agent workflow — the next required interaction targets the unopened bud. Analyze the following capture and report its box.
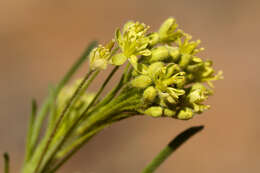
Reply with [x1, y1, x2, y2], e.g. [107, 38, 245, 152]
[164, 108, 176, 117]
[131, 75, 152, 88]
[143, 86, 157, 102]
[145, 106, 163, 117]
[147, 32, 160, 46]
[149, 46, 169, 62]
[177, 107, 194, 120]
[167, 46, 180, 62]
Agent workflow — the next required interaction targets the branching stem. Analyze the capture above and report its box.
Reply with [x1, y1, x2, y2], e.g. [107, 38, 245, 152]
[34, 70, 94, 173]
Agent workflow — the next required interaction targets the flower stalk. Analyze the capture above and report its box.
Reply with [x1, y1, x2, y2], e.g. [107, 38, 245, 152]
[33, 69, 95, 173]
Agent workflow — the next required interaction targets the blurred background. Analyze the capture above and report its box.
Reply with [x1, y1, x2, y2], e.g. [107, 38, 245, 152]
[0, 0, 259, 172]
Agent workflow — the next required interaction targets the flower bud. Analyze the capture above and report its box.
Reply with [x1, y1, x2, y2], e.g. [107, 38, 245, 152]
[111, 53, 127, 66]
[159, 18, 184, 43]
[131, 75, 152, 88]
[177, 107, 194, 120]
[179, 54, 192, 68]
[188, 83, 211, 103]
[167, 46, 180, 62]
[143, 86, 157, 102]
[193, 104, 210, 113]
[147, 32, 160, 46]
[145, 106, 163, 117]
[147, 62, 164, 77]
[164, 108, 176, 117]
[188, 89, 202, 103]
[149, 46, 169, 62]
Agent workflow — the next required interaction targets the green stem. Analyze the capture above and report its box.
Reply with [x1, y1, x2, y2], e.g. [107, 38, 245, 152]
[56, 124, 108, 160]
[81, 66, 121, 120]
[123, 63, 132, 84]
[43, 92, 140, 173]
[39, 67, 119, 173]
[48, 126, 105, 173]
[78, 93, 140, 135]
[22, 69, 99, 173]
[28, 41, 97, 159]
[142, 126, 204, 173]
[51, 113, 134, 173]
[3, 153, 9, 173]
[85, 66, 119, 112]
[65, 112, 134, 158]
[34, 70, 94, 173]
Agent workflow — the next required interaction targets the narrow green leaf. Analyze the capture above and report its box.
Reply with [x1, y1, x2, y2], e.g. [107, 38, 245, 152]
[3, 152, 9, 173]
[142, 125, 204, 173]
[25, 99, 37, 161]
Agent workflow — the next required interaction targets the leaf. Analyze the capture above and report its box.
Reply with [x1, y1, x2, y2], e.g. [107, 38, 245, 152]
[142, 126, 204, 173]
[3, 152, 9, 173]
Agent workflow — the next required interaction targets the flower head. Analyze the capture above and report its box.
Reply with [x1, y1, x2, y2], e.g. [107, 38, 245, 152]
[125, 19, 222, 120]
[90, 18, 223, 120]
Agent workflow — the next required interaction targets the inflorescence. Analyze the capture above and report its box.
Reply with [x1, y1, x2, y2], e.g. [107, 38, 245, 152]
[89, 17, 222, 120]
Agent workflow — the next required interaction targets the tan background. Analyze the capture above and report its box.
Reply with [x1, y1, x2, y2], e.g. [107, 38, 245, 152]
[0, 0, 259, 172]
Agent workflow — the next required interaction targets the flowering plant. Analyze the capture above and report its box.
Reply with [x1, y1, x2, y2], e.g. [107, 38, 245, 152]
[3, 18, 222, 173]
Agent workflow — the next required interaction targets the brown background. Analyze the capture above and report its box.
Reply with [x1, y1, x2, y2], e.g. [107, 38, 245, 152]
[0, 0, 259, 172]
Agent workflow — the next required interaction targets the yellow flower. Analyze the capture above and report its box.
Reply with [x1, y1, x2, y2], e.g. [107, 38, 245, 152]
[89, 44, 111, 70]
[113, 21, 151, 69]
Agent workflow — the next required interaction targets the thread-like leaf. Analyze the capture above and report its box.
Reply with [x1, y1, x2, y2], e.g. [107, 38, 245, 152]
[142, 125, 204, 173]
[3, 152, 9, 173]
